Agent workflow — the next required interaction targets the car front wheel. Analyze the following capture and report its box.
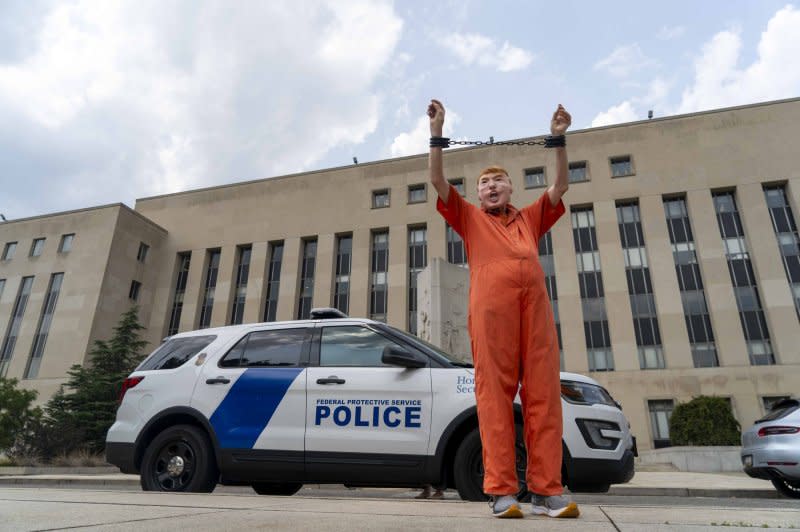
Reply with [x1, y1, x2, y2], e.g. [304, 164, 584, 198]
[140, 424, 218, 492]
[453, 425, 528, 502]
[772, 477, 800, 499]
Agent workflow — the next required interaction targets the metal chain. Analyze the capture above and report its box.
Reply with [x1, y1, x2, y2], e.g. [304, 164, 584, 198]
[447, 139, 547, 146]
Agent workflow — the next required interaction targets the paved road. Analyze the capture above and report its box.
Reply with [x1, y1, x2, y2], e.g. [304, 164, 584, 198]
[2, 486, 799, 531]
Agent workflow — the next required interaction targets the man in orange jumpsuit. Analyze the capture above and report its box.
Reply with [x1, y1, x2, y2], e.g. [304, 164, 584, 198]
[427, 99, 578, 519]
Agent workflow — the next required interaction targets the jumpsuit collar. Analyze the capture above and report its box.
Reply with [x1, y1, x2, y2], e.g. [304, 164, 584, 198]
[482, 203, 521, 227]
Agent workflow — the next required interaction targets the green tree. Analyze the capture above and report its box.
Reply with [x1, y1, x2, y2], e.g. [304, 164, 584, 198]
[669, 395, 741, 446]
[0, 377, 41, 453]
[34, 306, 148, 456]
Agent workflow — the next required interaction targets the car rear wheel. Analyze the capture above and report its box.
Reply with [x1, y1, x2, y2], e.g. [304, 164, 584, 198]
[140, 424, 218, 493]
[772, 477, 800, 499]
[453, 425, 528, 502]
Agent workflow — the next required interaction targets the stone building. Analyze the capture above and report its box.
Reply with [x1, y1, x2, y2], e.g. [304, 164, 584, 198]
[1, 97, 798, 451]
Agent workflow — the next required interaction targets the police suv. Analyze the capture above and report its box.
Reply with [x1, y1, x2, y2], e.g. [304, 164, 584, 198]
[106, 309, 635, 500]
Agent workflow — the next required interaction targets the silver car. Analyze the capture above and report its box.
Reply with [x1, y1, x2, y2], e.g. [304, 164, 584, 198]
[741, 398, 800, 499]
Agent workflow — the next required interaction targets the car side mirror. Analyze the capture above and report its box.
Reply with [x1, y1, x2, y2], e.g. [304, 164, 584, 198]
[382, 345, 427, 368]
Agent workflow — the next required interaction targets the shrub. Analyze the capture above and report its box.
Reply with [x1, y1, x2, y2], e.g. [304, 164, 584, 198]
[0, 377, 41, 454]
[669, 395, 741, 446]
[17, 306, 148, 460]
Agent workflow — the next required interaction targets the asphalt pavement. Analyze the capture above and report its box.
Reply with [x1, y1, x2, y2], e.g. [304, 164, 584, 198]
[1, 484, 799, 532]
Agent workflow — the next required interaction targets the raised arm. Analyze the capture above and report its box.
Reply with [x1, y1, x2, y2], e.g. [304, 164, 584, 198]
[547, 104, 572, 207]
[428, 99, 450, 204]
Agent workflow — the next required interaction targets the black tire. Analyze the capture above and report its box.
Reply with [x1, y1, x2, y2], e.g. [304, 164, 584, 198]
[772, 477, 800, 499]
[140, 424, 218, 492]
[453, 425, 528, 501]
[567, 482, 610, 493]
[252, 482, 303, 496]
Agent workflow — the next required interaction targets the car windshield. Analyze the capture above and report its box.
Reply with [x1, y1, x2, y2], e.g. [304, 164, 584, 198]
[374, 323, 473, 367]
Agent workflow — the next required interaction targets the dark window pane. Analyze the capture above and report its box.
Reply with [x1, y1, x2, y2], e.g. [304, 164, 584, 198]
[729, 259, 754, 287]
[141, 336, 217, 371]
[320, 325, 405, 367]
[241, 329, 307, 367]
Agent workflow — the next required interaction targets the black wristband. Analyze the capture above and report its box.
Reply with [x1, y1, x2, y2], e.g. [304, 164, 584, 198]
[430, 136, 450, 148]
[544, 135, 566, 148]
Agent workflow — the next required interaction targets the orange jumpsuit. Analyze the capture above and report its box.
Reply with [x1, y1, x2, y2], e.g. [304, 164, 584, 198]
[437, 184, 565, 496]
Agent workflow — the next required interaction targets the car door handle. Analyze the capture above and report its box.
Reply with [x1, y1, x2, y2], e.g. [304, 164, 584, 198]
[206, 377, 231, 385]
[316, 377, 345, 385]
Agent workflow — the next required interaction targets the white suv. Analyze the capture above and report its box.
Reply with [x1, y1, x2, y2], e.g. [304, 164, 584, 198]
[106, 309, 635, 500]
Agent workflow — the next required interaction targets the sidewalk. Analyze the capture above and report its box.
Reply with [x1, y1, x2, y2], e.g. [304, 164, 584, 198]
[0, 468, 780, 498]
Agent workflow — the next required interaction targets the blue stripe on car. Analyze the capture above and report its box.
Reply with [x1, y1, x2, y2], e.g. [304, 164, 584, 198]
[210, 368, 303, 448]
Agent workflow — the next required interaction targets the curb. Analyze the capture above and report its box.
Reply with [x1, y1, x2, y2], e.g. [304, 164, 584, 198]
[0, 476, 780, 499]
[607, 486, 779, 499]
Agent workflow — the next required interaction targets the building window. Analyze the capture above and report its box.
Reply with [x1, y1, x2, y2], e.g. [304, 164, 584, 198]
[568, 161, 588, 183]
[524, 167, 546, 189]
[617, 201, 664, 370]
[664, 197, 718, 367]
[0, 276, 34, 377]
[372, 189, 390, 209]
[264, 242, 284, 322]
[648, 399, 675, 448]
[572, 207, 614, 371]
[230, 246, 251, 325]
[610, 155, 633, 177]
[297, 239, 317, 320]
[369, 231, 389, 322]
[539, 231, 563, 368]
[2, 242, 17, 260]
[30, 238, 45, 257]
[0, 279, 5, 300]
[448, 178, 466, 196]
[762, 395, 791, 413]
[713, 191, 774, 365]
[167, 253, 191, 336]
[198, 249, 221, 329]
[58, 234, 74, 253]
[408, 226, 427, 334]
[24, 273, 64, 379]
[764, 185, 800, 318]
[137, 242, 150, 263]
[408, 184, 426, 204]
[129, 280, 141, 301]
[446, 223, 466, 266]
[333, 235, 352, 315]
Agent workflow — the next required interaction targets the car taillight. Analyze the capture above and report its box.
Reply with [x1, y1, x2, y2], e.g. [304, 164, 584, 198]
[757, 426, 799, 437]
[118, 376, 144, 403]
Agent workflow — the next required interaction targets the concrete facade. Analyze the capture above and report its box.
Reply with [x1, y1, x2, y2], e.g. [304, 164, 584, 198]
[1, 98, 799, 451]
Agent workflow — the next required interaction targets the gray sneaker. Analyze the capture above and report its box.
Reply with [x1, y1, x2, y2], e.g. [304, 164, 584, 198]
[489, 495, 523, 518]
[531, 494, 580, 518]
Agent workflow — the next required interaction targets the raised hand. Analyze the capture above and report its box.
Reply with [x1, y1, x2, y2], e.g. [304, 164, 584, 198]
[428, 99, 445, 136]
[551, 104, 572, 136]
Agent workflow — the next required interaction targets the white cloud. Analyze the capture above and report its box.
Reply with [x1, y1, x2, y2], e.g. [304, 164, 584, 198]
[0, 0, 404, 217]
[657, 25, 686, 40]
[591, 5, 800, 128]
[590, 78, 671, 127]
[594, 44, 656, 78]
[390, 109, 460, 157]
[591, 101, 638, 127]
[677, 5, 800, 114]
[437, 32, 533, 72]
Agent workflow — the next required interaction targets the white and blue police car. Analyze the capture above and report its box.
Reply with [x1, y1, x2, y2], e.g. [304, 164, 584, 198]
[106, 308, 635, 500]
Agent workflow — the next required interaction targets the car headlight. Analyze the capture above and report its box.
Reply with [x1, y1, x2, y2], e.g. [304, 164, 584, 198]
[561, 380, 618, 408]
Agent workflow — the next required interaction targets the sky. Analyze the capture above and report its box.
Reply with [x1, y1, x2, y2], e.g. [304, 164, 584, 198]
[2, 0, 799, 220]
